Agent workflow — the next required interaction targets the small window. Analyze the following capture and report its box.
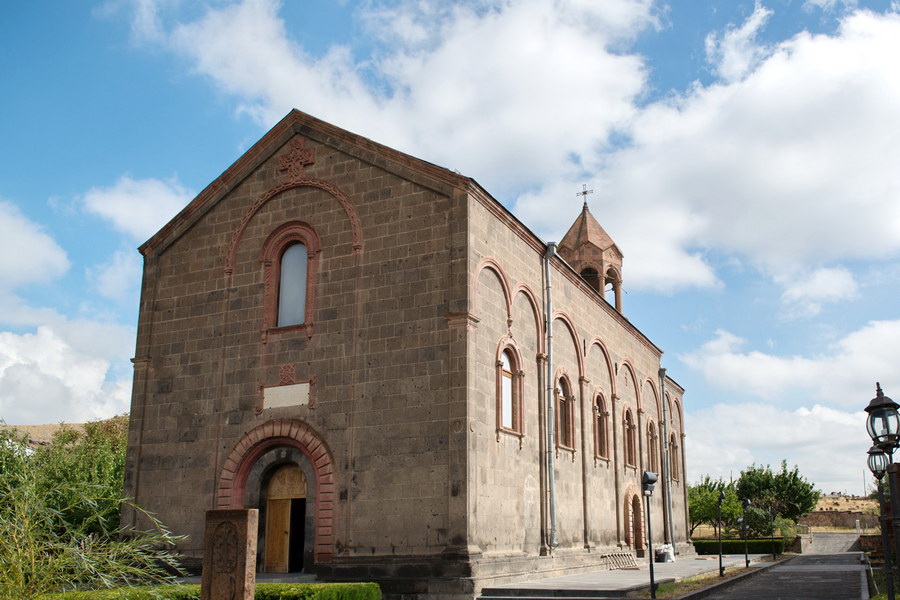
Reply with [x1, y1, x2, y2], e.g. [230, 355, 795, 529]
[647, 422, 658, 473]
[261, 221, 320, 332]
[594, 394, 609, 459]
[624, 409, 636, 466]
[669, 433, 679, 480]
[496, 344, 523, 435]
[556, 378, 575, 449]
[278, 243, 308, 326]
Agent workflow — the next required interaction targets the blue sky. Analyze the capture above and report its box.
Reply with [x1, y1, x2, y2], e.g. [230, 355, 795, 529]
[2, 0, 899, 496]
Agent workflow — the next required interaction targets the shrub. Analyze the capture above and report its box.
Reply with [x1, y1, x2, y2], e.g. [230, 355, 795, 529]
[691, 538, 784, 555]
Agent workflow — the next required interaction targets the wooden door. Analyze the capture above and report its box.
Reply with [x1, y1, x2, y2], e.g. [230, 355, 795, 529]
[265, 498, 291, 572]
[263, 464, 307, 573]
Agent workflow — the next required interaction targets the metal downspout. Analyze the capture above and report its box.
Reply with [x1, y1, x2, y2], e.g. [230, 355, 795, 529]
[660, 367, 676, 550]
[545, 242, 559, 549]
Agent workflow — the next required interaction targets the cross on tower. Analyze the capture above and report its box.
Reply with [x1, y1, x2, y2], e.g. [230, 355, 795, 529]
[576, 184, 594, 207]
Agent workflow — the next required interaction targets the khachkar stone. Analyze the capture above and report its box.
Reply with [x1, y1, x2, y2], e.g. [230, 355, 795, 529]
[201, 509, 258, 600]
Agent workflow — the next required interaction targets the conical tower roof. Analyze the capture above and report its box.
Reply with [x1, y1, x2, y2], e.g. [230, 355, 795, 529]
[559, 202, 618, 255]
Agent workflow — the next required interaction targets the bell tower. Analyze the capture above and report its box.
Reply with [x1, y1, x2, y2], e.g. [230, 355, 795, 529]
[557, 190, 624, 312]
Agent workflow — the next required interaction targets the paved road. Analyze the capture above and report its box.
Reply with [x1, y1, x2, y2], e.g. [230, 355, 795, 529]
[702, 552, 868, 600]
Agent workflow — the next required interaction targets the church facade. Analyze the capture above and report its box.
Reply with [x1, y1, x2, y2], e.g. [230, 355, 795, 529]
[121, 110, 689, 599]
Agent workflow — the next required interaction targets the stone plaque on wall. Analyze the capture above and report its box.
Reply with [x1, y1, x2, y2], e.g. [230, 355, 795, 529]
[201, 509, 258, 600]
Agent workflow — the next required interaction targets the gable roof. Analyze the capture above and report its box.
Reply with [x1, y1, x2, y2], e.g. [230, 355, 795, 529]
[138, 109, 475, 257]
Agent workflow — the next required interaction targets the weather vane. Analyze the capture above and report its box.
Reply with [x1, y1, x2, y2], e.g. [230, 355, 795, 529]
[576, 183, 594, 207]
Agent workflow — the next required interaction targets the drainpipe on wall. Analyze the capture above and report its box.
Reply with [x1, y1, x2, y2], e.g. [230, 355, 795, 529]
[545, 242, 559, 549]
[660, 367, 676, 552]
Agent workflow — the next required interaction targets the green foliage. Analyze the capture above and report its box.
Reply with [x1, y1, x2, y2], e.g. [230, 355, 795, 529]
[735, 460, 819, 535]
[42, 582, 383, 600]
[688, 476, 743, 535]
[31, 416, 129, 535]
[0, 418, 184, 599]
[691, 538, 785, 555]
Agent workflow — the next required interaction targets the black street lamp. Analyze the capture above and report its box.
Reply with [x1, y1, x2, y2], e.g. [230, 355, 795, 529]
[643, 471, 658, 599]
[717, 490, 726, 577]
[866, 383, 900, 457]
[866, 383, 900, 575]
[869, 445, 895, 600]
[741, 498, 751, 568]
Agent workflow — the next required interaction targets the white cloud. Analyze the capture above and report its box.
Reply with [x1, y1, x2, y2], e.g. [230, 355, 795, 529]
[705, 1, 774, 83]
[117, 1, 900, 297]
[87, 249, 143, 304]
[0, 201, 69, 289]
[82, 175, 193, 242]
[804, 0, 858, 11]
[0, 326, 132, 425]
[686, 402, 869, 494]
[777, 266, 859, 317]
[589, 9, 900, 290]
[144, 0, 657, 196]
[681, 320, 900, 408]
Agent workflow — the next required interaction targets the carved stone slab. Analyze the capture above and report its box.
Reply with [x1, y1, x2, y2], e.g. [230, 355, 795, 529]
[201, 509, 258, 600]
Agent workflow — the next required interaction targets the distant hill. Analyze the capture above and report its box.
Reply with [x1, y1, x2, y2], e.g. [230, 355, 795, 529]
[2, 422, 85, 448]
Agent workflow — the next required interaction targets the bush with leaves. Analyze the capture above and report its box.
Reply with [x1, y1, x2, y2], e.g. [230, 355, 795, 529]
[688, 476, 742, 536]
[0, 421, 184, 599]
[735, 460, 819, 537]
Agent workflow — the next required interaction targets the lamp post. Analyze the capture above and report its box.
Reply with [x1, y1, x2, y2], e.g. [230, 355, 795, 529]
[741, 498, 751, 568]
[869, 445, 895, 600]
[643, 471, 658, 599]
[717, 490, 725, 577]
[866, 383, 900, 571]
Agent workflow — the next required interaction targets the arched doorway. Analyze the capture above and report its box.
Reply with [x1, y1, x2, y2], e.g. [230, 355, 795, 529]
[624, 493, 644, 551]
[216, 419, 337, 568]
[263, 464, 307, 573]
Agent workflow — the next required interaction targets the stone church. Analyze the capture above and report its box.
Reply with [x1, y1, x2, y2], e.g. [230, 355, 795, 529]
[121, 109, 689, 598]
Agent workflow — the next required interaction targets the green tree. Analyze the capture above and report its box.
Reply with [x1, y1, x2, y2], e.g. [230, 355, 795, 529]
[31, 416, 129, 535]
[688, 476, 742, 536]
[735, 460, 819, 537]
[0, 420, 184, 599]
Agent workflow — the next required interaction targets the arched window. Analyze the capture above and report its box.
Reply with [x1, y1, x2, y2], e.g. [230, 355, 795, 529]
[497, 346, 523, 434]
[624, 409, 636, 466]
[647, 422, 658, 473]
[278, 243, 308, 326]
[580, 267, 600, 292]
[261, 221, 321, 331]
[556, 377, 575, 449]
[669, 432, 679, 480]
[594, 394, 609, 459]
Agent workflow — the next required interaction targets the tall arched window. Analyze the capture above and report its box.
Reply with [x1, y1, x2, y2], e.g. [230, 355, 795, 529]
[261, 221, 320, 331]
[556, 377, 575, 449]
[278, 242, 308, 326]
[594, 394, 609, 459]
[624, 409, 636, 466]
[497, 346, 523, 434]
[669, 432, 679, 480]
[647, 422, 658, 473]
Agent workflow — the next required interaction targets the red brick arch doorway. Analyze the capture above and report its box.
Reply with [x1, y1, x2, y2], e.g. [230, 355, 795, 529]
[216, 420, 335, 567]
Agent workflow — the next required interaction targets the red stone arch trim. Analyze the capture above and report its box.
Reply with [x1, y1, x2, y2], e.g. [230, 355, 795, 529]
[260, 221, 321, 330]
[225, 178, 362, 284]
[642, 378, 661, 422]
[551, 310, 585, 378]
[618, 360, 640, 411]
[586, 338, 616, 398]
[217, 419, 336, 563]
[512, 283, 544, 353]
[472, 257, 513, 323]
